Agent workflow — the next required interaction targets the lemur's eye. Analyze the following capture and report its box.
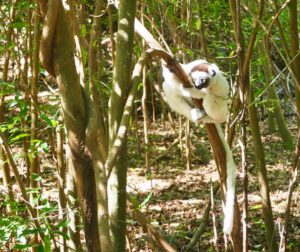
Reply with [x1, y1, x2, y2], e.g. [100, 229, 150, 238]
[211, 70, 216, 77]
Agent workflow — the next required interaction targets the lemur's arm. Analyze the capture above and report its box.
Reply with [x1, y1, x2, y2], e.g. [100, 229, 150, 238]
[180, 86, 206, 99]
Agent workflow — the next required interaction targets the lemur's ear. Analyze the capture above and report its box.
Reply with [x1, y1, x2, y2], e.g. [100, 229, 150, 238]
[208, 64, 220, 77]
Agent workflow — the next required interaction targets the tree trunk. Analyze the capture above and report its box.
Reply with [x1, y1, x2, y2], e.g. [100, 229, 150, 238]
[56, 121, 67, 252]
[66, 156, 83, 252]
[30, 1, 41, 214]
[205, 125, 242, 251]
[88, 1, 112, 250]
[0, 0, 17, 215]
[249, 89, 277, 252]
[259, 41, 294, 150]
[39, 1, 101, 250]
[289, 0, 300, 116]
[107, 1, 137, 251]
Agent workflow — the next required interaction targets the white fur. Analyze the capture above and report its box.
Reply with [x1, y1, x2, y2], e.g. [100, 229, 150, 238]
[162, 60, 229, 124]
[162, 64, 206, 122]
[162, 60, 235, 234]
[216, 124, 236, 234]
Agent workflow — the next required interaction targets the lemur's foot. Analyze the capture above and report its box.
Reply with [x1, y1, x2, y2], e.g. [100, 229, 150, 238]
[191, 108, 206, 122]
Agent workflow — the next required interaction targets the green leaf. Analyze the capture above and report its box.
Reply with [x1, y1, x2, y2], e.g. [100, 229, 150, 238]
[195, 19, 200, 30]
[82, 47, 87, 66]
[32, 173, 42, 182]
[44, 234, 51, 252]
[40, 113, 53, 127]
[12, 22, 27, 29]
[139, 192, 153, 209]
[53, 230, 70, 240]
[10, 133, 29, 143]
[37, 244, 44, 252]
[55, 219, 69, 229]
[81, 24, 87, 37]
[13, 244, 34, 249]
[249, 204, 262, 211]
[26, 187, 40, 194]
[21, 228, 40, 236]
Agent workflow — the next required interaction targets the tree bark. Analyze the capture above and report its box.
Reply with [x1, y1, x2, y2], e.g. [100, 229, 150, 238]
[30, 1, 41, 217]
[107, 1, 137, 251]
[249, 89, 277, 252]
[39, 1, 101, 250]
[88, 1, 112, 250]
[228, 1, 277, 251]
[56, 121, 67, 252]
[289, 0, 300, 116]
[0, 0, 17, 214]
[259, 40, 294, 150]
[66, 155, 83, 252]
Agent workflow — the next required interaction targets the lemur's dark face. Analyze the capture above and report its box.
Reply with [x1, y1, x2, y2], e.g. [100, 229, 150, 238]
[190, 64, 218, 90]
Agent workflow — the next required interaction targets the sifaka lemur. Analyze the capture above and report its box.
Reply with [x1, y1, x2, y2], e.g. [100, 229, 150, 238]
[162, 60, 235, 234]
[162, 59, 229, 124]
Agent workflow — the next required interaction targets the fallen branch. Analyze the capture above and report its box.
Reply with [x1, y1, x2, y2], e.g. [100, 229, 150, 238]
[127, 197, 177, 252]
[151, 138, 180, 165]
[187, 183, 220, 250]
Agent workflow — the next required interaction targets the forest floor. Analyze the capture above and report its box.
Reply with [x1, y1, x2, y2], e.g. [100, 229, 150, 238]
[1, 110, 300, 251]
[126, 117, 300, 252]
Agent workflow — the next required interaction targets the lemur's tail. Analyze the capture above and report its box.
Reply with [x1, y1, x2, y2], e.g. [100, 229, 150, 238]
[216, 125, 236, 235]
[223, 165, 236, 234]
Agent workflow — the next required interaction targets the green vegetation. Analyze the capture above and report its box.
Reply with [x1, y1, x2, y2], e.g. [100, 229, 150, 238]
[0, 0, 299, 251]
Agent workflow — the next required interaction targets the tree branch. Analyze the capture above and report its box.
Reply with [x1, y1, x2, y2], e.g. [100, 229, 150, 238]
[0, 132, 44, 242]
[39, 0, 59, 76]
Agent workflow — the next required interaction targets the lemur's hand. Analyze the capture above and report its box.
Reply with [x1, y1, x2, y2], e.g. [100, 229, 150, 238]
[191, 108, 206, 123]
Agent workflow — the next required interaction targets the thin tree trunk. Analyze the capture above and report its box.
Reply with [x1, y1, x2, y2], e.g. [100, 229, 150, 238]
[185, 120, 191, 170]
[228, 1, 275, 251]
[30, 0, 41, 207]
[23, 5, 32, 187]
[259, 41, 294, 150]
[280, 129, 300, 251]
[234, 1, 249, 250]
[197, 0, 208, 57]
[249, 89, 277, 252]
[56, 122, 67, 252]
[88, 1, 112, 250]
[30, 5, 41, 249]
[142, 65, 150, 172]
[107, 1, 137, 251]
[187, 184, 219, 250]
[128, 198, 177, 252]
[206, 125, 241, 251]
[289, 0, 300, 115]
[66, 152, 83, 252]
[0, 0, 17, 214]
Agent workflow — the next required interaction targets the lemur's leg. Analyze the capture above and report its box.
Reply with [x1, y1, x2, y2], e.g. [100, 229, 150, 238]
[192, 109, 220, 124]
[175, 99, 205, 123]
[198, 114, 218, 124]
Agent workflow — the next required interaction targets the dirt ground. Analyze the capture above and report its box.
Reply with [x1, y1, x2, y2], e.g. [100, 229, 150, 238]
[126, 119, 300, 252]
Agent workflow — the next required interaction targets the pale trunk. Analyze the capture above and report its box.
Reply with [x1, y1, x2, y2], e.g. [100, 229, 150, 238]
[108, 1, 137, 251]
